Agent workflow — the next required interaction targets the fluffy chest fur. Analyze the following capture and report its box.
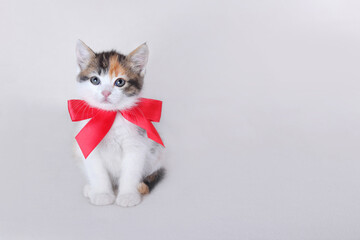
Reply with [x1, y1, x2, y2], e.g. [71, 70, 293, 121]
[100, 112, 143, 150]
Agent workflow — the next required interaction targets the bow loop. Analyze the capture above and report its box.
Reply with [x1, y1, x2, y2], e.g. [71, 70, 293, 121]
[137, 98, 162, 122]
[68, 100, 100, 121]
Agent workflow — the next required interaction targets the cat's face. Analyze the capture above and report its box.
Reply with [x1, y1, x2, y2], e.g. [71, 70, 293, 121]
[75, 40, 149, 111]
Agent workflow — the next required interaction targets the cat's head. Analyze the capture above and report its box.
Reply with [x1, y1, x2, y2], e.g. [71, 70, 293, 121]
[75, 40, 149, 111]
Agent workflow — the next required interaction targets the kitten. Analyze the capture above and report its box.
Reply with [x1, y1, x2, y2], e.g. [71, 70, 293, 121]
[73, 40, 164, 207]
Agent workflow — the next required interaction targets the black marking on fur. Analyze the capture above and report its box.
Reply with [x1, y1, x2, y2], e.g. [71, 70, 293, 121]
[137, 127, 146, 136]
[143, 168, 165, 192]
[123, 78, 143, 97]
[127, 79, 142, 90]
[150, 141, 159, 154]
[79, 76, 89, 81]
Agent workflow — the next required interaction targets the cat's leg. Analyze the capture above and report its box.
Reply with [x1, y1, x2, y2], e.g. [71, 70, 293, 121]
[116, 144, 146, 207]
[83, 153, 115, 205]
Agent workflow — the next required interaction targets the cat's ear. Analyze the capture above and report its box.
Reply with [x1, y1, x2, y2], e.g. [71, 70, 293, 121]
[76, 40, 95, 70]
[127, 43, 149, 76]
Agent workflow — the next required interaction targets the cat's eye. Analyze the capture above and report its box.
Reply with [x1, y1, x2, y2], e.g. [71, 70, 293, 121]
[90, 76, 100, 85]
[114, 78, 125, 87]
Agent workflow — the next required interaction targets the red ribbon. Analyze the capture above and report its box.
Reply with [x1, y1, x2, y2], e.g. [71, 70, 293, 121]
[68, 98, 164, 158]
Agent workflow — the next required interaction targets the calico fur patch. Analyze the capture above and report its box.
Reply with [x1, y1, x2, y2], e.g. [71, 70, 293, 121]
[78, 50, 143, 96]
[138, 168, 165, 195]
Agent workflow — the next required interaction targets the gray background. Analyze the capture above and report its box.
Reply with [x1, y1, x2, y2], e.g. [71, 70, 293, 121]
[0, 0, 360, 239]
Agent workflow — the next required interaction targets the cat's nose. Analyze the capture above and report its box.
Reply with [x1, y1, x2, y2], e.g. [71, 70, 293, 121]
[101, 90, 111, 98]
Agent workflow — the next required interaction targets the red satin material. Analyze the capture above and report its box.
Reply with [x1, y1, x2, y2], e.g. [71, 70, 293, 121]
[68, 98, 164, 159]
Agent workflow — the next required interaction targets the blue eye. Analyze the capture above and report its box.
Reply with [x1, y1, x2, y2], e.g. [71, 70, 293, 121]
[90, 76, 100, 85]
[114, 78, 125, 87]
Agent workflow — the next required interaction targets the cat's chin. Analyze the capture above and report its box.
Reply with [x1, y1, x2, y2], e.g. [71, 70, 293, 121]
[94, 102, 119, 111]
[83, 96, 139, 112]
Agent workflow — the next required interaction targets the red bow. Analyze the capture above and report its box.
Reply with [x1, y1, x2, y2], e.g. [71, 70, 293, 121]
[68, 98, 164, 158]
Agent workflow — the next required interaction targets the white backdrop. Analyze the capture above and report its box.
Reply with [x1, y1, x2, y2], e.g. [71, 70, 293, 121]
[1, 0, 360, 239]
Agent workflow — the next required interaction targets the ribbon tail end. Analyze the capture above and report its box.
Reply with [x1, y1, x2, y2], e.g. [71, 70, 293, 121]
[75, 137, 92, 159]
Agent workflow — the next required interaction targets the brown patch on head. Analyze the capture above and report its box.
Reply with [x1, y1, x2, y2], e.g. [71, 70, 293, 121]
[109, 55, 126, 78]
[137, 182, 150, 195]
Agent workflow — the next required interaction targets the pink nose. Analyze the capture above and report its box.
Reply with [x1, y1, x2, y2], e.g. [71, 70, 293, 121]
[101, 90, 111, 98]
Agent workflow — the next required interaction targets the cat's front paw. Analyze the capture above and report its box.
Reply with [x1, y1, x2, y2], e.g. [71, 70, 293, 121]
[83, 185, 115, 205]
[116, 192, 142, 207]
[88, 192, 116, 206]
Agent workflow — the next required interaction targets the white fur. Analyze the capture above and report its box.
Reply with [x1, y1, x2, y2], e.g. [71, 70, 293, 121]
[73, 42, 163, 207]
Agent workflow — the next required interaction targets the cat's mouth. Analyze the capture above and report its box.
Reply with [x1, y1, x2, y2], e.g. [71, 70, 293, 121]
[101, 98, 112, 104]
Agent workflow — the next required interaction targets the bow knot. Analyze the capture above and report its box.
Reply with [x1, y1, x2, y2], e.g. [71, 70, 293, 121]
[68, 98, 164, 158]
